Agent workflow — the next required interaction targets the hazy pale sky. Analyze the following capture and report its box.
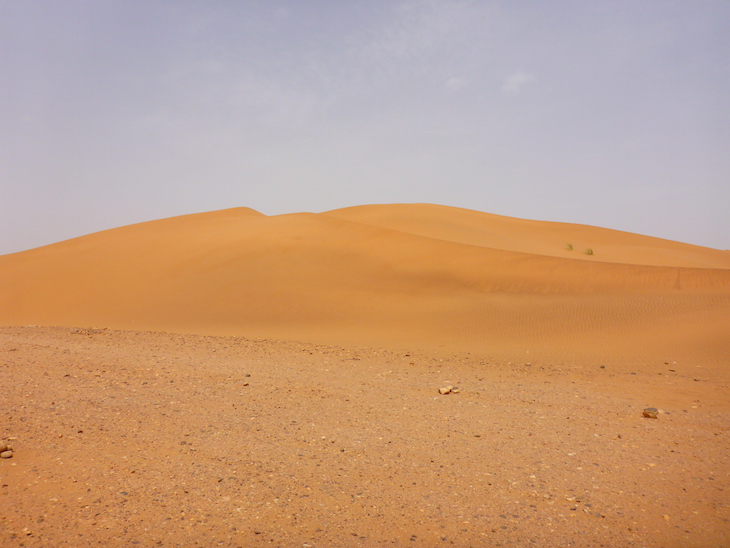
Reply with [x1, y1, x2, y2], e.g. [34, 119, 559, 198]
[2, 0, 729, 254]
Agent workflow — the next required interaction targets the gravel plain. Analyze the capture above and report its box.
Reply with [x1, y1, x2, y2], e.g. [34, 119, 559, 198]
[2, 326, 728, 547]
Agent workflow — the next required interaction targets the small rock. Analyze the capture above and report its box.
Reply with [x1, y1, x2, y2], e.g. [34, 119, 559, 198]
[643, 407, 659, 419]
[0, 450, 13, 459]
[439, 386, 453, 395]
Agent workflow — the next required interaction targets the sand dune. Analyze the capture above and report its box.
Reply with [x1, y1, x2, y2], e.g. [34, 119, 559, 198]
[1, 204, 728, 371]
[2, 204, 730, 546]
[323, 203, 730, 268]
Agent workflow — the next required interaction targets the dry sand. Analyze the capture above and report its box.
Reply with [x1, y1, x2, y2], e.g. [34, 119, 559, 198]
[1, 204, 729, 546]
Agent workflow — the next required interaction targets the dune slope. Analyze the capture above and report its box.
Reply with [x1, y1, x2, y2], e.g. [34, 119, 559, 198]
[323, 203, 730, 268]
[1, 204, 728, 370]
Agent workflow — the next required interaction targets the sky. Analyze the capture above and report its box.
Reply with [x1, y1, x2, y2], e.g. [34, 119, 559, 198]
[1, 0, 729, 254]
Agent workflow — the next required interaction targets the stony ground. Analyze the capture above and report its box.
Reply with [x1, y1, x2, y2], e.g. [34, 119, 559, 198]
[1, 326, 728, 547]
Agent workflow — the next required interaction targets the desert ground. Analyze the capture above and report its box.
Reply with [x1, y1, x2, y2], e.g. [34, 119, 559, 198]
[1, 204, 729, 546]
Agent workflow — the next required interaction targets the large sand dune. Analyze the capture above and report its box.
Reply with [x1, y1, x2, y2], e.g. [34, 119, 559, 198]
[2, 204, 730, 546]
[1, 204, 729, 370]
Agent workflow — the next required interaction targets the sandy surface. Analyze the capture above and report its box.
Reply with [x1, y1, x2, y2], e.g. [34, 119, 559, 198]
[1, 326, 728, 547]
[1, 205, 729, 353]
[1, 204, 729, 546]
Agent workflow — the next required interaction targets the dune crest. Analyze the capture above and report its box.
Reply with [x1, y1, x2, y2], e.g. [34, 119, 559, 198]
[1, 204, 728, 370]
[322, 203, 730, 268]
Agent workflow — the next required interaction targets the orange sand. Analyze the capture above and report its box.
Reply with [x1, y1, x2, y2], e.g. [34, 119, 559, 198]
[1, 204, 729, 546]
[1, 204, 728, 374]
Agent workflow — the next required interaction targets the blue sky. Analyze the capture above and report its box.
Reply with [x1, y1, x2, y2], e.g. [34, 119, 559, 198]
[2, 0, 728, 253]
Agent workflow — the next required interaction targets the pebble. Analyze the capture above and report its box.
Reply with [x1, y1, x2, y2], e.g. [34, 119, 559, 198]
[643, 407, 659, 419]
[0, 450, 13, 459]
[439, 386, 454, 395]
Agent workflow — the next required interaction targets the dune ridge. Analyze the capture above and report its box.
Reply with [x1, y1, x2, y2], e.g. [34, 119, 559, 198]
[323, 203, 730, 268]
[1, 204, 728, 370]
